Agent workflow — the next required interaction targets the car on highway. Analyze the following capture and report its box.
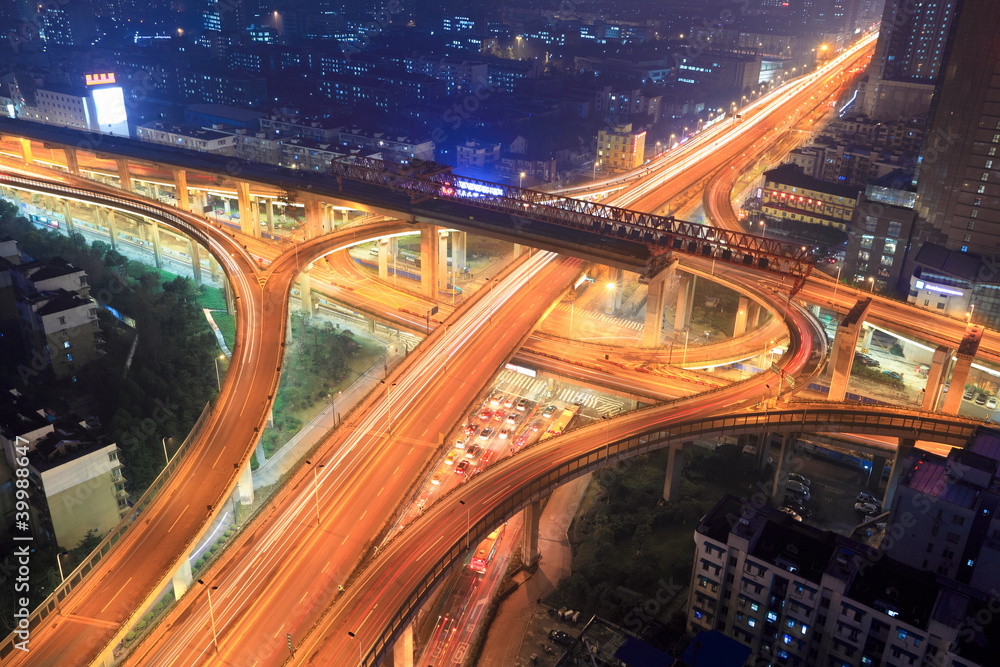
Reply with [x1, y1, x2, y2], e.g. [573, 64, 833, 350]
[493, 410, 505, 421]
[855, 501, 880, 515]
[506, 413, 518, 425]
[479, 427, 494, 440]
[785, 480, 811, 501]
[489, 394, 503, 408]
[529, 420, 542, 432]
[499, 428, 511, 439]
[465, 445, 483, 459]
[463, 423, 477, 436]
[479, 450, 494, 467]
[455, 460, 471, 475]
[431, 473, 443, 485]
[478, 409, 492, 421]
[512, 434, 529, 452]
[882, 370, 903, 381]
[503, 396, 515, 408]
[989, 398, 998, 410]
[976, 394, 988, 406]
[444, 450, 458, 465]
[454, 438, 466, 450]
[777, 506, 802, 521]
[542, 405, 558, 418]
[516, 397, 529, 411]
[787, 473, 811, 486]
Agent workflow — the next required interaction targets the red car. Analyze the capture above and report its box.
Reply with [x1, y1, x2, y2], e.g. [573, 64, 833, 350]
[455, 460, 471, 475]
[478, 409, 492, 421]
[479, 450, 494, 467]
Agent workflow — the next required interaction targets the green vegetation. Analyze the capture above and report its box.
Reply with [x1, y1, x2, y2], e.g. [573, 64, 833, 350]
[260, 313, 383, 456]
[851, 361, 905, 389]
[197, 285, 228, 311]
[549, 445, 764, 644]
[212, 311, 236, 351]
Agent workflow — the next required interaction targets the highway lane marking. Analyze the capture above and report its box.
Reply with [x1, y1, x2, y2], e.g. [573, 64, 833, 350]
[100, 577, 133, 613]
[210, 445, 227, 469]
[377, 486, 384, 496]
[392, 465, 400, 476]
[166, 505, 189, 533]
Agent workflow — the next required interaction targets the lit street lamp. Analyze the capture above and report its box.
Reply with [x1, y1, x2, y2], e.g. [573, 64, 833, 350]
[519, 171, 525, 188]
[868, 276, 875, 293]
[967, 304, 976, 324]
[833, 261, 842, 299]
[214, 354, 226, 391]
[56, 551, 69, 583]
[162, 436, 171, 465]
[197, 579, 220, 652]
[306, 459, 325, 524]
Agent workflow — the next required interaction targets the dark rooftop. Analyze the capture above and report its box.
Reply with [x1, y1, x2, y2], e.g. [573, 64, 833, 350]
[16, 256, 81, 283]
[763, 162, 861, 200]
[913, 242, 983, 283]
[28, 418, 114, 474]
[750, 515, 838, 584]
[846, 553, 938, 628]
[696, 495, 747, 544]
[0, 389, 51, 440]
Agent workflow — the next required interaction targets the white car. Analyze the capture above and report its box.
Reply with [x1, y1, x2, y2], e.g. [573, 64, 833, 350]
[855, 501, 880, 515]
[988, 397, 998, 410]
[786, 480, 811, 501]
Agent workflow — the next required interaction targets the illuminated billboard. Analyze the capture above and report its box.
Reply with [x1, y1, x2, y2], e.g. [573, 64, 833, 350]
[89, 86, 129, 136]
[85, 73, 116, 86]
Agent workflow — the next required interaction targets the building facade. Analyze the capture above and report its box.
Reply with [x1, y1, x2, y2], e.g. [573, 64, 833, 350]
[597, 123, 646, 173]
[760, 164, 861, 232]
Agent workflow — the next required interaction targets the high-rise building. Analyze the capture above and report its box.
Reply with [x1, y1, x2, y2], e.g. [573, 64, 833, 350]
[904, 0, 1000, 301]
[863, 0, 959, 121]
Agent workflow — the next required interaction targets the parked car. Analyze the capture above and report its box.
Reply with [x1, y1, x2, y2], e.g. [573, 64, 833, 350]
[787, 473, 811, 486]
[988, 397, 998, 410]
[856, 491, 881, 507]
[855, 501, 880, 515]
[964, 389, 976, 401]
[882, 370, 903, 381]
[777, 506, 802, 522]
[854, 353, 879, 367]
[549, 630, 575, 647]
[782, 500, 811, 517]
[786, 480, 811, 501]
[976, 394, 988, 406]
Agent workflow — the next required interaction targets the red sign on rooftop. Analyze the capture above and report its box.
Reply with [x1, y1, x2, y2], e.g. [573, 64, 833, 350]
[84, 73, 116, 86]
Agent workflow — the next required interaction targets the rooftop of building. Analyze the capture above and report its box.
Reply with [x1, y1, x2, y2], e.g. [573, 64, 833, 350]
[868, 167, 916, 191]
[0, 389, 52, 440]
[913, 243, 985, 284]
[29, 417, 114, 474]
[901, 450, 983, 509]
[185, 104, 265, 123]
[763, 163, 861, 200]
[750, 513, 840, 584]
[137, 121, 233, 142]
[15, 256, 82, 283]
[846, 552, 938, 628]
[678, 630, 752, 667]
[25, 288, 92, 316]
[696, 494, 749, 543]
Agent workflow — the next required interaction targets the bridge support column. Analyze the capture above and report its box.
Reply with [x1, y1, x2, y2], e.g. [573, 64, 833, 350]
[748, 302, 762, 328]
[827, 298, 873, 401]
[172, 168, 189, 212]
[172, 557, 194, 599]
[674, 273, 696, 334]
[451, 231, 467, 272]
[238, 459, 254, 505]
[605, 267, 623, 314]
[18, 137, 33, 164]
[189, 239, 203, 284]
[61, 200, 75, 234]
[378, 240, 390, 280]
[643, 270, 669, 347]
[236, 181, 259, 237]
[62, 147, 79, 175]
[941, 353, 973, 415]
[210, 254, 220, 283]
[437, 229, 449, 292]
[393, 621, 414, 667]
[265, 198, 274, 234]
[734, 297, 750, 336]
[922, 345, 951, 412]
[223, 198, 232, 216]
[303, 200, 322, 239]
[861, 326, 874, 352]
[521, 500, 542, 565]
[883, 438, 915, 511]
[224, 275, 235, 315]
[298, 266, 313, 313]
[513, 243, 524, 258]
[116, 158, 132, 192]
[770, 433, 797, 505]
[420, 224, 440, 298]
[869, 455, 887, 491]
[101, 209, 118, 251]
[148, 221, 163, 269]
[663, 445, 684, 502]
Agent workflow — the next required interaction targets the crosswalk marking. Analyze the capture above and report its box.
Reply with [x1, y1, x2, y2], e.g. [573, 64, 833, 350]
[556, 303, 643, 330]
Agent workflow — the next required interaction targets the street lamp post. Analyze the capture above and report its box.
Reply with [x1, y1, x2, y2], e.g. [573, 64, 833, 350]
[833, 262, 842, 299]
[328, 391, 341, 427]
[459, 499, 470, 550]
[868, 276, 875, 293]
[682, 328, 691, 366]
[348, 631, 363, 667]
[214, 354, 225, 391]
[161, 437, 171, 465]
[197, 580, 220, 652]
[306, 459, 325, 524]
[381, 380, 397, 434]
[519, 171, 525, 188]
[593, 161, 598, 180]
[56, 551, 69, 582]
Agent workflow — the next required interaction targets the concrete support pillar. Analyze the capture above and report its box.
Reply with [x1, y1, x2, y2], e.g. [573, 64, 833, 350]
[922, 345, 951, 412]
[238, 460, 254, 505]
[770, 433, 796, 505]
[199, 191, 211, 214]
[734, 296, 751, 336]
[223, 198, 232, 215]
[861, 326, 874, 352]
[378, 241, 389, 280]
[674, 273, 696, 334]
[437, 229, 449, 292]
[420, 224, 440, 298]
[189, 239, 203, 284]
[883, 438, 915, 511]
[811, 304, 821, 318]
[150, 182, 160, 200]
[941, 353, 974, 416]
[266, 198, 274, 234]
[62, 147, 79, 175]
[102, 209, 118, 251]
[18, 138, 33, 164]
[605, 267, 623, 314]
[224, 276, 235, 315]
[748, 302, 762, 328]
[235, 181, 259, 237]
[521, 500, 542, 566]
[393, 622, 414, 667]
[148, 221, 163, 269]
[869, 455, 887, 492]
[304, 200, 323, 239]
[324, 205, 336, 234]
[210, 255, 220, 283]
[61, 200, 75, 234]
[299, 267, 313, 313]
[171, 558, 193, 599]
[827, 298, 873, 402]
[172, 168, 189, 212]
[116, 158, 132, 192]
[643, 270, 669, 347]
[451, 231, 467, 272]
[513, 243, 524, 258]
[663, 446, 684, 502]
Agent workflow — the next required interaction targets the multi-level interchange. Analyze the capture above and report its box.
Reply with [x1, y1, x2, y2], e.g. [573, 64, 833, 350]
[0, 32, 997, 667]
